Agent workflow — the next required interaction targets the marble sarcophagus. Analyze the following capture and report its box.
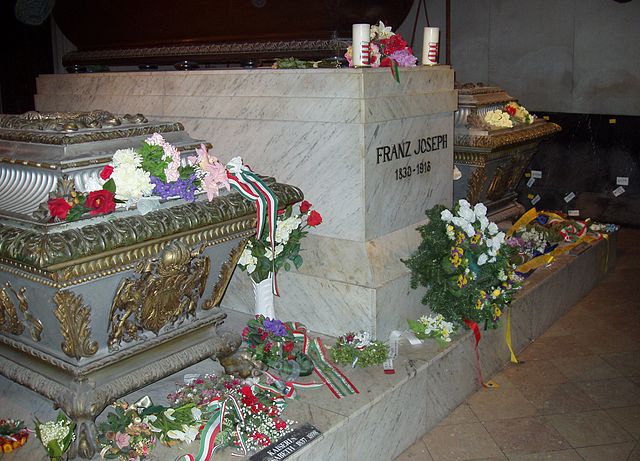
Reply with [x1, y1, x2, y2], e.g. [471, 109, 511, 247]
[0, 111, 301, 459]
[453, 84, 561, 221]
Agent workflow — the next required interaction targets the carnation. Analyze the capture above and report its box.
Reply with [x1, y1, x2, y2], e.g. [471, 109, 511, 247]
[112, 148, 143, 168]
[389, 49, 417, 67]
[111, 164, 153, 202]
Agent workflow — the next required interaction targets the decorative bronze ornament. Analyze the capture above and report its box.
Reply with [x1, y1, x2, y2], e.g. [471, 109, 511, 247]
[0, 282, 43, 341]
[108, 241, 210, 350]
[54, 290, 99, 359]
[203, 240, 247, 310]
[466, 166, 487, 204]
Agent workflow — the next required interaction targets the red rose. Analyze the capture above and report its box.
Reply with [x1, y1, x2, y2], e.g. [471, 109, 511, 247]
[275, 419, 287, 431]
[260, 332, 268, 341]
[264, 342, 272, 352]
[505, 104, 516, 116]
[283, 341, 294, 353]
[380, 57, 393, 68]
[299, 200, 312, 213]
[380, 34, 407, 55]
[307, 210, 323, 227]
[48, 197, 72, 220]
[242, 326, 249, 338]
[100, 165, 114, 180]
[85, 190, 116, 216]
[277, 208, 286, 216]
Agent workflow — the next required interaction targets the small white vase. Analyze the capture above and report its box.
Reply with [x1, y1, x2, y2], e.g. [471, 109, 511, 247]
[253, 274, 275, 319]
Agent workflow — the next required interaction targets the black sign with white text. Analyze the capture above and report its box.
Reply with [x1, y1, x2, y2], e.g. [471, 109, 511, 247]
[249, 424, 322, 461]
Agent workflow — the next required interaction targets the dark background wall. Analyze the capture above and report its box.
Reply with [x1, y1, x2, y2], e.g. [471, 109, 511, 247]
[0, 1, 53, 114]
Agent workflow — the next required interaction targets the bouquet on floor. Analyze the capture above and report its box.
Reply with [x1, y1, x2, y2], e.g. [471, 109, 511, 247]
[97, 400, 156, 460]
[403, 199, 521, 328]
[242, 316, 314, 376]
[0, 419, 30, 454]
[407, 314, 455, 348]
[329, 331, 389, 368]
[33, 412, 75, 461]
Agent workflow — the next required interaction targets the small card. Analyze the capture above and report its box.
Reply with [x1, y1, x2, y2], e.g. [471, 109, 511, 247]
[613, 186, 626, 197]
[616, 176, 629, 186]
[531, 194, 541, 205]
[568, 209, 580, 217]
[526, 177, 536, 188]
[564, 192, 576, 203]
[530, 170, 543, 179]
[383, 358, 395, 374]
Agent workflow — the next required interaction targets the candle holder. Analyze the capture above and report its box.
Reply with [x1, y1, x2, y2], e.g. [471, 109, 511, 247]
[352, 23, 371, 67]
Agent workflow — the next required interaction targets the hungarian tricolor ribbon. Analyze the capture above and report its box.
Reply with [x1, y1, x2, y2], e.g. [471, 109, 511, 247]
[226, 157, 279, 295]
[284, 322, 359, 399]
[176, 395, 245, 461]
[463, 319, 490, 388]
[259, 370, 324, 399]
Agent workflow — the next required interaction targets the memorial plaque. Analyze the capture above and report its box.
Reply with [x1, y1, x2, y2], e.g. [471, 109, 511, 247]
[250, 423, 322, 461]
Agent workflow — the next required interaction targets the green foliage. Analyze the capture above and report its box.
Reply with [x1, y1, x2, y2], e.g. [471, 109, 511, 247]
[139, 142, 168, 181]
[403, 202, 520, 329]
[330, 332, 389, 368]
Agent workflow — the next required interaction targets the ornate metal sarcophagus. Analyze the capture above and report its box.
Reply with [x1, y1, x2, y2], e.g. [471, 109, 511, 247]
[0, 111, 301, 459]
[453, 84, 561, 221]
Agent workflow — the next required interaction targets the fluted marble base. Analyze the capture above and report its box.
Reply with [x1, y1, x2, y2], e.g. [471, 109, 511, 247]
[0, 236, 615, 461]
[35, 66, 456, 338]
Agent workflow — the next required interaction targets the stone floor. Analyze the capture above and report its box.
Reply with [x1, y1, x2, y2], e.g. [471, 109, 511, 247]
[396, 228, 640, 461]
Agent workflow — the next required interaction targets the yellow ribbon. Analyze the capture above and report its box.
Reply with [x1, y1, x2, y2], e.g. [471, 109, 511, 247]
[505, 305, 518, 364]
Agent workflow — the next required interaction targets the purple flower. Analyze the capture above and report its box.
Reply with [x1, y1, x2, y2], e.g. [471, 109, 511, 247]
[150, 174, 199, 202]
[389, 49, 417, 67]
[263, 318, 287, 337]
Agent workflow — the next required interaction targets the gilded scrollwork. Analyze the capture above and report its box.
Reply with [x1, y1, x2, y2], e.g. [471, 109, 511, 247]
[466, 167, 487, 204]
[0, 282, 43, 341]
[108, 241, 211, 350]
[54, 290, 99, 359]
[203, 240, 247, 310]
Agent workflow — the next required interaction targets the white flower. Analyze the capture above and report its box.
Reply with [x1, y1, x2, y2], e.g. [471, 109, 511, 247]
[265, 244, 284, 261]
[353, 331, 372, 348]
[146, 133, 166, 146]
[238, 247, 257, 274]
[477, 254, 488, 266]
[370, 21, 394, 40]
[478, 216, 489, 232]
[473, 203, 487, 218]
[164, 408, 176, 421]
[167, 425, 199, 444]
[464, 223, 476, 238]
[487, 222, 499, 235]
[498, 269, 507, 281]
[112, 148, 142, 168]
[440, 209, 453, 222]
[275, 216, 301, 244]
[191, 407, 202, 421]
[488, 256, 496, 263]
[110, 164, 153, 202]
[450, 216, 466, 229]
[493, 232, 505, 248]
[226, 156, 245, 175]
[458, 206, 476, 224]
[458, 199, 471, 209]
[79, 176, 105, 193]
[38, 420, 72, 446]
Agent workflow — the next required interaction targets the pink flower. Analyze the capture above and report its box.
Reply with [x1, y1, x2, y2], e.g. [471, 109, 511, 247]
[145, 133, 166, 146]
[114, 432, 130, 449]
[192, 144, 231, 201]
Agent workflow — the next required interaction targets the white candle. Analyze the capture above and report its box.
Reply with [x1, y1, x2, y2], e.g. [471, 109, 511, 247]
[422, 27, 440, 65]
[352, 23, 371, 67]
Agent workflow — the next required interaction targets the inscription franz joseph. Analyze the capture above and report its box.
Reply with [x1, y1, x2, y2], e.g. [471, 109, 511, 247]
[375, 134, 448, 164]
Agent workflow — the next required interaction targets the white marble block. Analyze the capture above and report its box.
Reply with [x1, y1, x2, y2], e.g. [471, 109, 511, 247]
[35, 66, 456, 338]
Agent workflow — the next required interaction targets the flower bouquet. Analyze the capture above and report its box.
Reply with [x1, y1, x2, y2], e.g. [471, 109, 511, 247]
[97, 401, 156, 460]
[483, 102, 534, 130]
[0, 419, 30, 454]
[403, 199, 521, 328]
[168, 374, 294, 454]
[345, 21, 417, 80]
[242, 316, 314, 377]
[237, 200, 322, 284]
[407, 314, 455, 348]
[329, 331, 389, 368]
[34, 412, 75, 461]
[46, 135, 229, 222]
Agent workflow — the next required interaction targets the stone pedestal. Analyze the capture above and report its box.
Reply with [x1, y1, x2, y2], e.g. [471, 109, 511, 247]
[35, 66, 457, 338]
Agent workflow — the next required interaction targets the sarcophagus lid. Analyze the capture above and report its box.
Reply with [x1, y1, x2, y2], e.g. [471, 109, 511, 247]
[0, 110, 200, 223]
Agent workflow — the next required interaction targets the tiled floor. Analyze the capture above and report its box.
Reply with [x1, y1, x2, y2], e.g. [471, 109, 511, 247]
[396, 228, 640, 461]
